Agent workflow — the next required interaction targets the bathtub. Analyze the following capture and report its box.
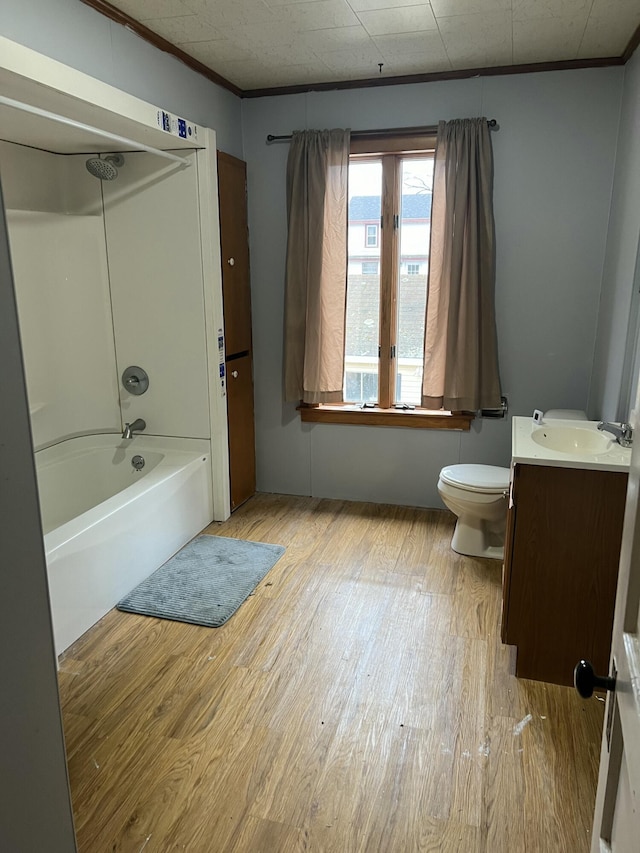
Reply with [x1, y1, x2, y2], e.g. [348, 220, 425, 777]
[35, 434, 213, 655]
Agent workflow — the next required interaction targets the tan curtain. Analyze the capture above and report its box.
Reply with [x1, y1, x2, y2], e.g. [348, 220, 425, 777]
[284, 129, 350, 404]
[422, 118, 502, 411]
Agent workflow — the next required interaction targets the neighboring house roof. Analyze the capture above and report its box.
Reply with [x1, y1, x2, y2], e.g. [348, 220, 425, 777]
[349, 194, 432, 221]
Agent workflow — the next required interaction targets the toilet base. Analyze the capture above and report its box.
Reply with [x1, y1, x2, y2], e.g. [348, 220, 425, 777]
[451, 516, 505, 561]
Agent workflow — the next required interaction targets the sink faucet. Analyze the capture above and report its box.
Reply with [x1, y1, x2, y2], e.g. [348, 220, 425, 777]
[597, 421, 633, 447]
[121, 418, 146, 439]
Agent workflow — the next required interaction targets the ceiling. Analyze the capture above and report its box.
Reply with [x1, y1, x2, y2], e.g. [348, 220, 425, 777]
[88, 0, 640, 95]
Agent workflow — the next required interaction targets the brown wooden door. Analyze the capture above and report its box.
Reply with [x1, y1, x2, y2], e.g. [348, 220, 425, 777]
[217, 151, 252, 357]
[226, 354, 256, 510]
[217, 151, 256, 510]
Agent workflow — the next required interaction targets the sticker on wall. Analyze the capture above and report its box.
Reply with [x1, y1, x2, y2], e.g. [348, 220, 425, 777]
[156, 109, 198, 141]
[218, 328, 226, 395]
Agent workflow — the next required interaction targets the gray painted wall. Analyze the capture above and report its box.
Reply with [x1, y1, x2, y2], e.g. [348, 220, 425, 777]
[0, 0, 243, 157]
[0, 180, 77, 851]
[242, 67, 623, 507]
[589, 49, 640, 422]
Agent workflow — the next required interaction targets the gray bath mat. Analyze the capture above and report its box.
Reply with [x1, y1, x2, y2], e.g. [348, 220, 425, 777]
[116, 534, 285, 627]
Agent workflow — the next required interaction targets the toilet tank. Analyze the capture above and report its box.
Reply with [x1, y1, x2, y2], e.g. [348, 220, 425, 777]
[543, 409, 588, 420]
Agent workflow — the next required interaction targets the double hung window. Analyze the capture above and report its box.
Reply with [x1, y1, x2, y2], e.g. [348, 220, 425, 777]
[344, 136, 434, 408]
[290, 122, 498, 429]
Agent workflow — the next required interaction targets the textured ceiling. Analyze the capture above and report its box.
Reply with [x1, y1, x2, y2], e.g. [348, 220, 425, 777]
[94, 0, 640, 93]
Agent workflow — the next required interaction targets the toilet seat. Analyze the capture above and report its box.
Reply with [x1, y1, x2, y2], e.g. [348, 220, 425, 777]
[439, 464, 509, 494]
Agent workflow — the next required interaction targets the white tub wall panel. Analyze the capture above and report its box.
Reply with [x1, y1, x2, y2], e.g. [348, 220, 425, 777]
[2, 141, 69, 212]
[0, 142, 105, 215]
[104, 151, 211, 440]
[5, 148, 121, 450]
[310, 424, 462, 507]
[8, 211, 121, 449]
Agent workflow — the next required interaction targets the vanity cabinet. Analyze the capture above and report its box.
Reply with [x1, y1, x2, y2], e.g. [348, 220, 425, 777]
[501, 463, 627, 686]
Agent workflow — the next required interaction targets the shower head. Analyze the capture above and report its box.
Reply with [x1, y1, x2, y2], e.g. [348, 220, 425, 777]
[85, 153, 125, 181]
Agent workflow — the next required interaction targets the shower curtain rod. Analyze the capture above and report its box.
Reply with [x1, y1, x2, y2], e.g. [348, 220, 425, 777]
[266, 119, 497, 143]
[0, 95, 191, 167]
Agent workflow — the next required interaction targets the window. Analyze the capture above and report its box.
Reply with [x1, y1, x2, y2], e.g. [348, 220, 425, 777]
[344, 140, 434, 408]
[345, 370, 378, 403]
[344, 370, 401, 404]
[291, 123, 494, 430]
[365, 224, 378, 247]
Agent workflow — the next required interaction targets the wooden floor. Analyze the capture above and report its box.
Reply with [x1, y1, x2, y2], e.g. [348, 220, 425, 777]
[58, 493, 604, 852]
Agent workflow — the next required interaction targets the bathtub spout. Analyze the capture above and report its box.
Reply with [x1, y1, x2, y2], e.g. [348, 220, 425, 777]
[122, 418, 146, 439]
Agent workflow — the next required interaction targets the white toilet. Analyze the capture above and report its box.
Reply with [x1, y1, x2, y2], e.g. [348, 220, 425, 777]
[437, 464, 510, 560]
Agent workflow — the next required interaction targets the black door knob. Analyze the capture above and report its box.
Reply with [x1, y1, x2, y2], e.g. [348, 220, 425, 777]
[574, 659, 616, 698]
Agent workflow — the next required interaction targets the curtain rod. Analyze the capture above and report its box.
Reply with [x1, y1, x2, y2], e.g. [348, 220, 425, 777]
[0, 95, 191, 167]
[266, 119, 497, 143]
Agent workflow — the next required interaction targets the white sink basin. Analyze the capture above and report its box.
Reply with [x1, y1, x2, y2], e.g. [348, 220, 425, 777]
[512, 417, 631, 472]
[531, 424, 613, 454]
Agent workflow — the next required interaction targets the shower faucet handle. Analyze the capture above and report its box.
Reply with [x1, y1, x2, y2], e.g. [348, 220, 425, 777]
[121, 366, 149, 396]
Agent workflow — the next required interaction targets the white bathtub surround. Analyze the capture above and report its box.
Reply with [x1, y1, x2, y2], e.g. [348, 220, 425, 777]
[37, 434, 213, 655]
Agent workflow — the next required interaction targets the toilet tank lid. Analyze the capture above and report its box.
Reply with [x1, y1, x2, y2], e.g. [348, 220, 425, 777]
[543, 409, 588, 420]
[440, 464, 510, 492]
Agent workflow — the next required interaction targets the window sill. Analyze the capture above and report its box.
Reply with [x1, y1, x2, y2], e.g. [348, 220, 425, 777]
[297, 404, 474, 430]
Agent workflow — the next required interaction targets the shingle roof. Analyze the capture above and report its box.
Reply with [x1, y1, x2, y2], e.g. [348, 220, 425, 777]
[349, 194, 432, 221]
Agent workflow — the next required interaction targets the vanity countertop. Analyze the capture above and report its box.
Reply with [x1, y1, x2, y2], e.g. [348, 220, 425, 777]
[511, 416, 631, 472]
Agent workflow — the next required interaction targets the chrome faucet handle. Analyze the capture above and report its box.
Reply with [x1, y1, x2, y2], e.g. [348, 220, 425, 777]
[598, 420, 633, 447]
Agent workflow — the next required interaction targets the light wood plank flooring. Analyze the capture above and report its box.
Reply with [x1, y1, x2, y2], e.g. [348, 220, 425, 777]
[57, 494, 604, 852]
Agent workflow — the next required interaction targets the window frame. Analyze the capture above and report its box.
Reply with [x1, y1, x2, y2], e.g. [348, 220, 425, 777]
[299, 131, 474, 431]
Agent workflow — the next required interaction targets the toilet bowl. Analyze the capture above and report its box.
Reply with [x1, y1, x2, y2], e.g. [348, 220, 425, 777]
[437, 464, 510, 560]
